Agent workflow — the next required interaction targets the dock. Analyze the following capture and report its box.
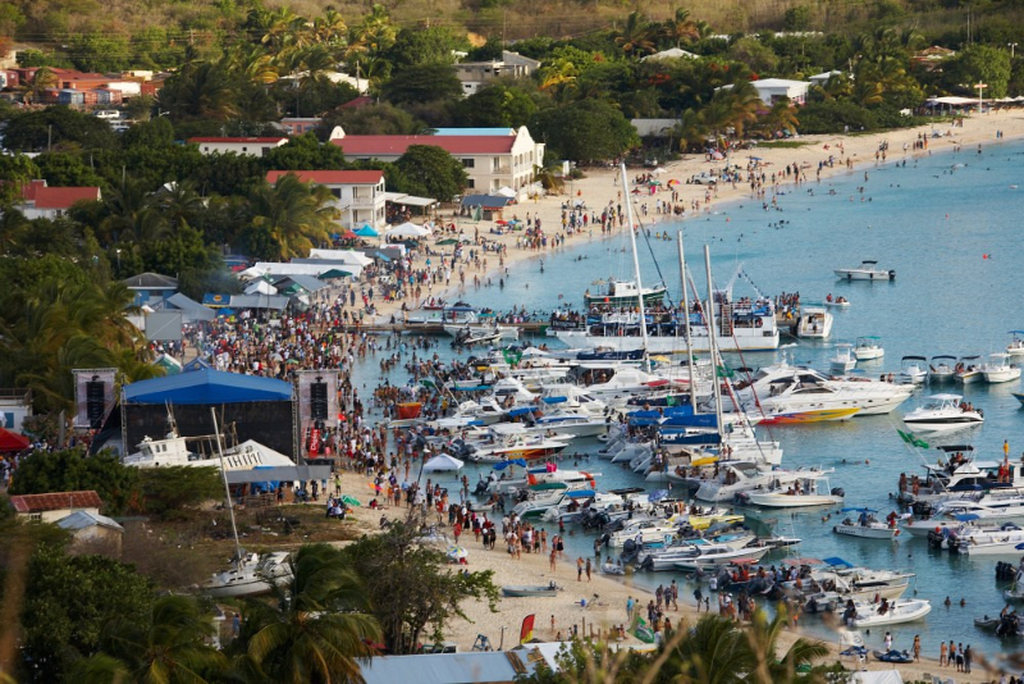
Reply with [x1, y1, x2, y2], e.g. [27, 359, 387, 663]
[337, 321, 553, 336]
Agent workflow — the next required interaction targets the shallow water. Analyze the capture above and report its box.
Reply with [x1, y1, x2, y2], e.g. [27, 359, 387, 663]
[352, 138, 1024, 660]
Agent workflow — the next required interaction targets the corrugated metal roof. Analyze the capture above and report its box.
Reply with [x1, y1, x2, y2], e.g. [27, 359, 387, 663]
[358, 652, 533, 684]
[122, 368, 293, 405]
[57, 510, 124, 532]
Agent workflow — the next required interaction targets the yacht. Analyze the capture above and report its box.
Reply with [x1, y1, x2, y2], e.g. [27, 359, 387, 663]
[902, 394, 984, 432]
[928, 355, 957, 382]
[729, 363, 912, 424]
[853, 335, 884, 361]
[949, 522, 1024, 555]
[981, 353, 1022, 384]
[785, 558, 914, 602]
[834, 260, 895, 281]
[898, 355, 928, 384]
[795, 306, 833, 339]
[904, 495, 1024, 536]
[743, 472, 844, 508]
[1007, 331, 1024, 358]
[584, 279, 667, 310]
[694, 462, 829, 503]
[203, 551, 292, 598]
[897, 450, 1024, 505]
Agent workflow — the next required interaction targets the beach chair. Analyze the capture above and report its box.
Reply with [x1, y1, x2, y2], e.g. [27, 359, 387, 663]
[472, 633, 493, 652]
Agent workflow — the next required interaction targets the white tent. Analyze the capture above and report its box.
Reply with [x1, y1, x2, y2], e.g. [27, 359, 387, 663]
[308, 248, 373, 266]
[849, 672, 902, 684]
[244, 279, 278, 295]
[422, 453, 465, 472]
[495, 186, 517, 198]
[385, 222, 431, 239]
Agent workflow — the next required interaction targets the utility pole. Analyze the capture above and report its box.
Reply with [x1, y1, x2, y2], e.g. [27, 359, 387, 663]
[1009, 42, 1018, 59]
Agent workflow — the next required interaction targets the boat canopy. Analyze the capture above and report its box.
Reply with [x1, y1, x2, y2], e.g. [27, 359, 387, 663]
[822, 556, 855, 568]
[493, 458, 528, 470]
[565, 489, 597, 499]
[936, 444, 974, 452]
[901, 355, 927, 361]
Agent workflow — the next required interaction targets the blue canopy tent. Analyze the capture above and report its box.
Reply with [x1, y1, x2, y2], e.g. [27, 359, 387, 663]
[123, 368, 293, 405]
[356, 225, 380, 238]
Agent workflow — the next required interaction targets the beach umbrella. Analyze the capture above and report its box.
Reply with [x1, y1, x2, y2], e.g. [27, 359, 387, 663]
[495, 219, 508, 225]
[446, 545, 468, 562]
[342, 495, 361, 507]
[340, 229, 358, 240]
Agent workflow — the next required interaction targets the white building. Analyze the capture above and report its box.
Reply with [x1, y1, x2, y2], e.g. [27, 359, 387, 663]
[189, 136, 289, 157]
[265, 169, 386, 229]
[332, 126, 545, 194]
[454, 51, 541, 95]
[749, 78, 810, 105]
[17, 179, 101, 220]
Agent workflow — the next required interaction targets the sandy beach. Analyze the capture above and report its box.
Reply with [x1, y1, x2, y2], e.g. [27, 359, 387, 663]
[331, 466, 1003, 682]
[363, 107, 1024, 326]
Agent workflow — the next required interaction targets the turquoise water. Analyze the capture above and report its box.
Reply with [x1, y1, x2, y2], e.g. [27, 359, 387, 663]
[354, 138, 1024, 660]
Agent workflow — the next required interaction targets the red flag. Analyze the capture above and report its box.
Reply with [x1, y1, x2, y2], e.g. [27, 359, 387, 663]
[519, 614, 535, 645]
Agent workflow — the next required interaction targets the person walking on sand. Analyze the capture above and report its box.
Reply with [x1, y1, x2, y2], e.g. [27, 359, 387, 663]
[626, 596, 635, 622]
[577, 556, 584, 581]
[913, 634, 921, 661]
[939, 640, 947, 666]
[585, 558, 592, 582]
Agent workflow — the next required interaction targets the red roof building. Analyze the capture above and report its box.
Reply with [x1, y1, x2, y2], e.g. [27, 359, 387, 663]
[265, 169, 387, 229]
[19, 180, 101, 219]
[265, 170, 384, 185]
[9, 490, 104, 522]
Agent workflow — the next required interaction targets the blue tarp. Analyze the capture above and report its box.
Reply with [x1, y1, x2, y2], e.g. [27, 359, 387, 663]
[123, 368, 293, 405]
[822, 556, 854, 568]
[493, 458, 528, 470]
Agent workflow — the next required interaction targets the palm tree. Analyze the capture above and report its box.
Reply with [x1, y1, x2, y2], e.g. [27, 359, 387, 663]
[71, 595, 226, 684]
[22, 67, 58, 106]
[674, 108, 709, 152]
[157, 60, 240, 122]
[663, 613, 753, 683]
[662, 8, 701, 48]
[248, 173, 339, 260]
[243, 544, 381, 683]
[743, 609, 830, 683]
[755, 99, 799, 138]
[614, 11, 658, 57]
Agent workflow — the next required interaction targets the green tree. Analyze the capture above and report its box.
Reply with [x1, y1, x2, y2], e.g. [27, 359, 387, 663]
[157, 61, 240, 123]
[19, 543, 156, 682]
[240, 544, 380, 682]
[531, 99, 639, 163]
[318, 101, 423, 137]
[614, 11, 659, 57]
[384, 26, 465, 70]
[339, 520, 498, 654]
[9, 448, 140, 515]
[34, 151, 106, 188]
[728, 37, 779, 75]
[381, 63, 463, 106]
[944, 44, 1012, 98]
[137, 466, 223, 521]
[0, 153, 40, 207]
[393, 145, 468, 202]
[2, 106, 117, 153]
[71, 595, 226, 683]
[457, 82, 538, 127]
[262, 133, 347, 171]
[245, 173, 339, 260]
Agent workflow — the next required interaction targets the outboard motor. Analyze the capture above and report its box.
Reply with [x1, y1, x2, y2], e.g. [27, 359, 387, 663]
[830, 487, 845, 497]
[473, 479, 489, 496]
[639, 555, 654, 572]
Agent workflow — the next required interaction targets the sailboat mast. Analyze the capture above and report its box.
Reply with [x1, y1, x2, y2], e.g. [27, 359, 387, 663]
[210, 407, 242, 564]
[677, 233, 698, 409]
[618, 162, 650, 370]
[703, 245, 725, 437]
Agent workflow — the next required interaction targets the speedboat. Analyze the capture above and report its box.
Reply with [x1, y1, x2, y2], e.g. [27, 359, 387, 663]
[898, 356, 928, 385]
[1007, 330, 1024, 358]
[443, 322, 519, 341]
[981, 353, 1022, 384]
[929, 355, 957, 382]
[671, 543, 772, 571]
[902, 393, 983, 432]
[828, 344, 856, 374]
[904, 495, 1024, 536]
[694, 463, 831, 504]
[834, 260, 895, 281]
[853, 335, 884, 361]
[783, 558, 914, 601]
[744, 472, 844, 508]
[851, 598, 931, 627]
[794, 306, 833, 339]
[950, 522, 1024, 555]
[833, 508, 899, 540]
[730, 362, 912, 423]
[955, 355, 984, 384]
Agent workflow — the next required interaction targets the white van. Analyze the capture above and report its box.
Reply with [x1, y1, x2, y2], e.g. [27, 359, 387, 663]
[94, 110, 120, 120]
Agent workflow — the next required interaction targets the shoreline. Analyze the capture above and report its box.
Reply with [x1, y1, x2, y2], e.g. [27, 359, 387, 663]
[365, 109, 1024, 325]
[331, 468, 1000, 681]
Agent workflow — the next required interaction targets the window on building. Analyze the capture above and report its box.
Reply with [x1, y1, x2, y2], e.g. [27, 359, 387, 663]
[461, 158, 475, 168]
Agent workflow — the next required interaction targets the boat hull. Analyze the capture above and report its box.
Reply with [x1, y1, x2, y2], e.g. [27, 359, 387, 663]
[833, 523, 898, 540]
[553, 329, 780, 353]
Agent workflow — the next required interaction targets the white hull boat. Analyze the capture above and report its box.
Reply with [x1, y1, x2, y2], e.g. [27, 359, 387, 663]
[203, 551, 292, 598]
[443, 323, 520, 341]
[828, 344, 856, 374]
[902, 393, 983, 433]
[747, 491, 844, 508]
[851, 598, 931, 627]
[929, 355, 957, 382]
[671, 543, 772, 571]
[898, 355, 928, 385]
[833, 521, 898, 539]
[795, 307, 833, 339]
[982, 353, 1022, 384]
[834, 260, 895, 281]
[853, 336, 884, 361]
[955, 355, 984, 384]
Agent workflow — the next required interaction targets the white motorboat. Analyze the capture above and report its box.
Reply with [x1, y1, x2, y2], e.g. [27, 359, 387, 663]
[952, 522, 1024, 555]
[462, 433, 571, 463]
[929, 355, 957, 382]
[904, 495, 1024, 536]
[671, 542, 772, 571]
[608, 518, 683, 548]
[784, 559, 914, 601]
[955, 355, 984, 384]
[744, 472, 844, 508]
[851, 598, 931, 627]
[730, 363, 912, 424]
[853, 335, 884, 361]
[824, 295, 850, 308]
[203, 551, 292, 598]
[898, 355, 928, 385]
[1007, 330, 1024, 358]
[405, 302, 478, 326]
[834, 260, 895, 281]
[443, 322, 520, 341]
[902, 393, 984, 432]
[828, 344, 856, 374]
[694, 463, 830, 504]
[833, 508, 899, 540]
[795, 306, 833, 339]
[981, 353, 1022, 384]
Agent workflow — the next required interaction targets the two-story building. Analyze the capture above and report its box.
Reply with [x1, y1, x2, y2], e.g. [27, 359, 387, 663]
[454, 50, 541, 96]
[331, 126, 544, 195]
[189, 136, 289, 157]
[18, 179, 101, 219]
[265, 170, 386, 230]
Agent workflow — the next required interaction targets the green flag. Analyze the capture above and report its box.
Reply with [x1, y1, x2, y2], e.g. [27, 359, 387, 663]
[715, 365, 734, 379]
[897, 429, 913, 444]
[912, 435, 930, 449]
[897, 429, 929, 449]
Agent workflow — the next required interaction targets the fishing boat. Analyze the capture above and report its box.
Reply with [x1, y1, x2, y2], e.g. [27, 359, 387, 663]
[851, 598, 931, 627]
[794, 306, 833, 339]
[902, 393, 984, 432]
[501, 582, 561, 597]
[929, 355, 958, 382]
[744, 472, 844, 508]
[584, 279, 667, 310]
[833, 508, 899, 540]
[834, 260, 895, 281]
[1007, 330, 1024, 357]
[955, 355, 984, 384]
[898, 355, 928, 384]
[853, 335, 884, 361]
[981, 353, 1022, 384]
